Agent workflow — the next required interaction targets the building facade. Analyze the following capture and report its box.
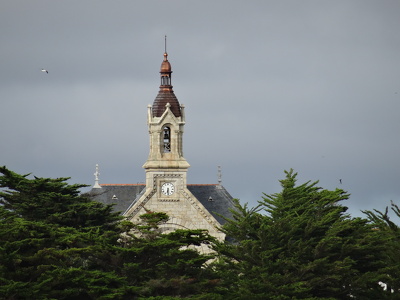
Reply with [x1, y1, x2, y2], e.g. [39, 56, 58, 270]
[90, 51, 235, 242]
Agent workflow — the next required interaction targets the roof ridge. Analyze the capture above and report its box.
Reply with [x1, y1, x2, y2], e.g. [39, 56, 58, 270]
[100, 184, 145, 186]
[187, 184, 218, 186]
[99, 183, 219, 186]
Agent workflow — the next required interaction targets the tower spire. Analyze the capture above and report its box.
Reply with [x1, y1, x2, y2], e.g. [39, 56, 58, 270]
[160, 37, 172, 87]
[143, 44, 189, 171]
[151, 41, 182, 118]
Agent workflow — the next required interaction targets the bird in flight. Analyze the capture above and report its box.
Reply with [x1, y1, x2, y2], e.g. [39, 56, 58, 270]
[41, 69, 48, 74]
[339, 179, 342, 184]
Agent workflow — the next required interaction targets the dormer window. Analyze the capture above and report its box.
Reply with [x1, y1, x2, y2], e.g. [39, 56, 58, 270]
[163, 126, 171, 153]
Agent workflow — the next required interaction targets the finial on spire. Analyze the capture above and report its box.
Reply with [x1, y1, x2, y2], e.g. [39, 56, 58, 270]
[217, 165, 222, 188]
[93, 164, 101, 189]
[160, 37, 172, 83]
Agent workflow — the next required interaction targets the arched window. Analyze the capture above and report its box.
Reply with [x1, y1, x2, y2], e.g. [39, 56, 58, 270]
[161, 75, 170, 86]
[163, 126, 171, 153]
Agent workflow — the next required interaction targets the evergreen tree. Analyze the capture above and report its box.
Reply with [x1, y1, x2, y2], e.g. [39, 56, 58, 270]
[0, 166, 128, 299]
[112, 211, 220, 299]
[364, 201, 400, 295]
[213, 170, 388, 299]
[0, 166, 220, 299]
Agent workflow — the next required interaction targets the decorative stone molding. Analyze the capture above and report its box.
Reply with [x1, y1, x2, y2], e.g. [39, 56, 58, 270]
[124, 187, 156, 218]
[158, 198, 180, 202]
[181, 189, 218, 228]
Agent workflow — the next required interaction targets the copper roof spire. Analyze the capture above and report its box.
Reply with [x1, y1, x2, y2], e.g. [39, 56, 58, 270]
[160, 36, 172, 84]
[160, 52, 172, 80]
[152, 38, 182, 117]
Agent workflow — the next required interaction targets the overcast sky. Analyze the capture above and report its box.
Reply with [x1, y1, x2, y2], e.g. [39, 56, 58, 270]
[1, 1, 399, 217]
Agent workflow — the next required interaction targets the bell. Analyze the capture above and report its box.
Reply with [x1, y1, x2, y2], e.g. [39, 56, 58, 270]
[164, 131, 169, 139]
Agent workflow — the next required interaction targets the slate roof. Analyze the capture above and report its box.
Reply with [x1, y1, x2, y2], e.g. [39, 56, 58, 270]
[88, 184, 236, 225]
[88, 184, 145, 214]
[187, 184, 236, 225]
[152, 88, 182, 117]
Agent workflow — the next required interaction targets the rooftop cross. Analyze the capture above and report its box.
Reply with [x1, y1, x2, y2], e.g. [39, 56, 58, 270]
[93, 164, 101, 189]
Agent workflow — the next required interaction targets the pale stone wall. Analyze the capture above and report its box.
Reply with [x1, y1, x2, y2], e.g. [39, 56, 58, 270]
[123, 185, 226, 242]
[124, 103, 226, 246]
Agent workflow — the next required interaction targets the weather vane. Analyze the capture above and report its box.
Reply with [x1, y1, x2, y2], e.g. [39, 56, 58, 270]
[164, 35, 167, 53]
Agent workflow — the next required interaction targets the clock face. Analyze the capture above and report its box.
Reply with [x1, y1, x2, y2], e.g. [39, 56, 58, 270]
[161, 182, 175, 196]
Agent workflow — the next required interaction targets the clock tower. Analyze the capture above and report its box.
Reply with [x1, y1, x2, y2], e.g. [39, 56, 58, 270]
[141, 51, 190, 199]
[123, 51, 225, 241]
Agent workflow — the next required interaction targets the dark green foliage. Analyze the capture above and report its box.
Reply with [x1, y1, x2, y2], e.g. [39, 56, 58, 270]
[0, 166, 127, 299]
[0, 166, 121, 231]
[0, 167, 218, 299]
[364, 201, 400, 295]
[114, 211, 218, 298]
[1, 166, 396, 299]
[213, 169, 389, 299]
